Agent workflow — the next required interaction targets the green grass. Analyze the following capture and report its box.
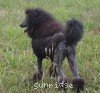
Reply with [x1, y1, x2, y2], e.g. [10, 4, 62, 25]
[0, 0, 100, 93]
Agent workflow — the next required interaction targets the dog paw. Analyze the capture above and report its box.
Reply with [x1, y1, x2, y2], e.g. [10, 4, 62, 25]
[33, 70, 43, 82]
[71, 77, 85, 93]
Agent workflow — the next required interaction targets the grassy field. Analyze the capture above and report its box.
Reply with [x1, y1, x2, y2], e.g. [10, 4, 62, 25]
[0, 0, 100, 93]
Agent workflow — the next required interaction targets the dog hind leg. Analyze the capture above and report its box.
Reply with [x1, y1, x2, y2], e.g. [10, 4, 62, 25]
[54, 42, 69, 90]
[67, 45, 85, 93]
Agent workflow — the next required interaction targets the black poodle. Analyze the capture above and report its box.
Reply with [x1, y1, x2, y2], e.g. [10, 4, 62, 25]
[20, 8, 85, 93]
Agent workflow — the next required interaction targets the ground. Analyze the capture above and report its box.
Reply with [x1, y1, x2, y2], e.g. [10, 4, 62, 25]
[0, 0, 100, 93]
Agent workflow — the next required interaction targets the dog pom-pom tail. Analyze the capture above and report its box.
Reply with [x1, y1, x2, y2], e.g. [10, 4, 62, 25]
[65, 18, 84, 45]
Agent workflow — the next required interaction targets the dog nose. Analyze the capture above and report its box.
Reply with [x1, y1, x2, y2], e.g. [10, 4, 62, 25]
[19, 23, 27, 28]
[19, 24, 23, 28]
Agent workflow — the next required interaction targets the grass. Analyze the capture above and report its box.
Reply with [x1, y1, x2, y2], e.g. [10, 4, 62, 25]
[0, 0, 100, 93]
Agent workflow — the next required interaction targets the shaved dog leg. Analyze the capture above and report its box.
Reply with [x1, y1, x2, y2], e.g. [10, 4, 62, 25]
[67, 45, 85, 93]
[33, 58, 43, 82]
[54, 42, 68, 90]
[48, 33, 65, 77]
[67, 46, 79, 77]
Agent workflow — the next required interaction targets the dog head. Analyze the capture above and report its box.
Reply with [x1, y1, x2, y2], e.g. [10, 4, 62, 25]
[20, 8, 53, 38]
[19, 8, 44, 38]
[20, 8, 39, 32]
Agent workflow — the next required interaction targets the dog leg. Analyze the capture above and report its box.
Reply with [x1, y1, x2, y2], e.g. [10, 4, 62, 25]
[54, 42, 68, 90]
[33, 58, 43, 82]
[67, 45, 85, 93]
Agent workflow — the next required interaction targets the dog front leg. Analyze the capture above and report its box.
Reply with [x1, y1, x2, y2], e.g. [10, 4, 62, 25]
[33, 57, 43, 82]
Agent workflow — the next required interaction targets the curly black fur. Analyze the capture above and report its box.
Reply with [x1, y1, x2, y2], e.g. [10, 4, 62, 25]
[25, 8, 62, 39]
[65, 18, 83, 45]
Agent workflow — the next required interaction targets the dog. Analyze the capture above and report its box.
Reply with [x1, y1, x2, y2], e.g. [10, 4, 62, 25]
[20, 8, 85, 93]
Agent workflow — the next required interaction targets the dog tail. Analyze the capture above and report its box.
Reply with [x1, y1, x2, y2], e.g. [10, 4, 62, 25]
[65, 18, 84, 45]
